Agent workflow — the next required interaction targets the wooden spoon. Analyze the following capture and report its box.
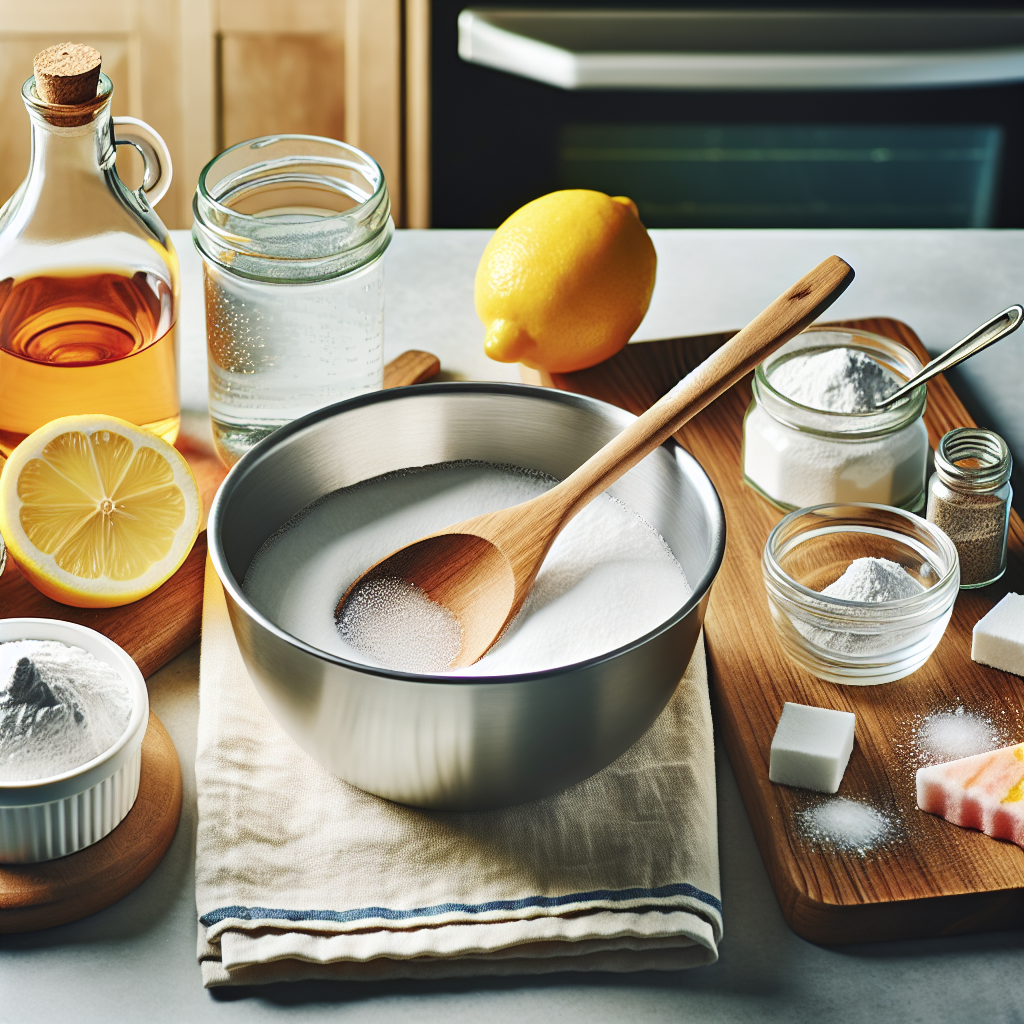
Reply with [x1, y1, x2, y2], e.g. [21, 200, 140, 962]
[337, 256, 855, 668]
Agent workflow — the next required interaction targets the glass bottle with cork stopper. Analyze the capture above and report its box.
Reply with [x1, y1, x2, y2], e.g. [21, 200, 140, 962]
[926, 427, 1013, 588]
[0, 43, 179, 455]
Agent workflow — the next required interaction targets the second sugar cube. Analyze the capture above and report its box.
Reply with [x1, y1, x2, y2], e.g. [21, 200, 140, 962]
[770, 702, 856, 794]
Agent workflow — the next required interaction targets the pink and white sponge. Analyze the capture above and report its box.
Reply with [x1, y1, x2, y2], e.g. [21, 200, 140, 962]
[916, 743, 1024, 849]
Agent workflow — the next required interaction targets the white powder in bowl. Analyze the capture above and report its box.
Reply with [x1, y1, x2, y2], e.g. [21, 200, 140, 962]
[0, 640, 134, 782]
[244, 461, 691, 676]
[796, 796, 893, 854]
[821, 557, 925, 603]
[769, 347, 899, 413]
[796, 557, 931, 659]
[337, 576, 464, 674]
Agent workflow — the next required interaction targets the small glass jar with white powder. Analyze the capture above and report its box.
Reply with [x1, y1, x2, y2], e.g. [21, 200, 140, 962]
[742, 328, 929, 511]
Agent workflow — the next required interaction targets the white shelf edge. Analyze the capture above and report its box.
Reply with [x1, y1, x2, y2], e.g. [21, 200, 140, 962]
[458, 10, 1024, 91]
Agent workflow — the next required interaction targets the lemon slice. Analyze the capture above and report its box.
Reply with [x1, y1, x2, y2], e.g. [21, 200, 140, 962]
[0, 415, 201, 607]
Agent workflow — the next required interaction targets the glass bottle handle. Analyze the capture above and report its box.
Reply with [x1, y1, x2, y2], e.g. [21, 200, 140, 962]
[111, 116, 173, 207]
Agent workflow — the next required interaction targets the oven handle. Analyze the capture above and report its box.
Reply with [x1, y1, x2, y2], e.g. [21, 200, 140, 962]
[458, 8, 1024, 91]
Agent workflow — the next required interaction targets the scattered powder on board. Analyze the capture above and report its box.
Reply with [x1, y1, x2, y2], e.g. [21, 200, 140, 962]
[243, 460, 691, 676]
[337, 576, 463, 673]
[796, 796, 893, 854]
[0, 640, 133, 782]
[914, 707, 1001, 764]
[769, 347, 900, 413]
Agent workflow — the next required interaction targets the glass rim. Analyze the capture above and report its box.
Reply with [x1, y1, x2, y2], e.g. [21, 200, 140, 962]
[21, 72, 113, 126]
[192, 134, 392, 282]
[195, 134, 386, 223]
[934, 427, 1012, 492]
[762, 501, 960, 614]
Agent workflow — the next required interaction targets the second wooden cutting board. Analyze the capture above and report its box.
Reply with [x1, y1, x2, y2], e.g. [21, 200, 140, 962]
[539, 318, 1024, 945]
[0, 350, 441, 678]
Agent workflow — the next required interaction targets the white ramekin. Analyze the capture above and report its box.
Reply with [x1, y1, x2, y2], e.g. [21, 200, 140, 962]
[0, 619, 148, 863]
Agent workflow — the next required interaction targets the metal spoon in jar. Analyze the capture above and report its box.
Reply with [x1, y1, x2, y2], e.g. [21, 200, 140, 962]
[876, 304, 1023, 407]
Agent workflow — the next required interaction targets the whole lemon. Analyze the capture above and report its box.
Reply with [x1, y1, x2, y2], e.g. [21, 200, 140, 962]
[475, 190, 657, 373]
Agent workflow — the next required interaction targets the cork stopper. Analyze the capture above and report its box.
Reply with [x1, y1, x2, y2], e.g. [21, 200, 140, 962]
[33, 43, 101, 105]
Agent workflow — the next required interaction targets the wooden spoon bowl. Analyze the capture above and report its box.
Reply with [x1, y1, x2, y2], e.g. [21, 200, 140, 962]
[338, 256, 856, 668]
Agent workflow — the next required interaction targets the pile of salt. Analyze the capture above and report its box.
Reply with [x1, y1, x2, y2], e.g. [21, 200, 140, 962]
[796, 797, 893, 855]
[915, 708, 1000, 764]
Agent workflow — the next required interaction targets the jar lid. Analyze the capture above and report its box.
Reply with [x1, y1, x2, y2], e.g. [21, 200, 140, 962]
[934, 427, 1012, 493]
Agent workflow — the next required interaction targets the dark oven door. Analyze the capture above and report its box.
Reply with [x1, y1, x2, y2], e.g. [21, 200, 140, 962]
[429, 2, 1024, 229]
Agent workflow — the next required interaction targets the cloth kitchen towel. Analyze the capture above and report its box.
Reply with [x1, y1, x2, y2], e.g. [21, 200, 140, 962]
[195, 556, 722, 986]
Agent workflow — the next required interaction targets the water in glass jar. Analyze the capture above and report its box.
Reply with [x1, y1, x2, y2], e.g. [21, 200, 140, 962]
[194, 137, 391, 464]
[204, 212, 384, 463]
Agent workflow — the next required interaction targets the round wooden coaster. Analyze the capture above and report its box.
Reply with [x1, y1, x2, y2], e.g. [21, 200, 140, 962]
[0, 711, 182, 933]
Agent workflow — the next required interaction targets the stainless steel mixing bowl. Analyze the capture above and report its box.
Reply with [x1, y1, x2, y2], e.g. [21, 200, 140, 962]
[209, 383, 725, 810]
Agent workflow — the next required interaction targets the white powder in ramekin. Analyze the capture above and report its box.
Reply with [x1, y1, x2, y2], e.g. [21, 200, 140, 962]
[0, 640, 133, 782]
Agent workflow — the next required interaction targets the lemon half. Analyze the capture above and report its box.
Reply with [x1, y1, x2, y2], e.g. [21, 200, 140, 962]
[0, 415, 201, 607]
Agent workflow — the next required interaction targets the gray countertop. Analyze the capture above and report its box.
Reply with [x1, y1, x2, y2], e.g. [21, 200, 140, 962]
[3, 229, 1023, 1022]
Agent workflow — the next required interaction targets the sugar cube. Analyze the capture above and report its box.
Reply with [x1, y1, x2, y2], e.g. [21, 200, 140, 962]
[972, 593, 1024, 677]
[769, 701, 856, 794]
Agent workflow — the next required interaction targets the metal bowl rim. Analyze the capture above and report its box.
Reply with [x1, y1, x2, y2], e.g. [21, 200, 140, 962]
[209, 381, 726, 686]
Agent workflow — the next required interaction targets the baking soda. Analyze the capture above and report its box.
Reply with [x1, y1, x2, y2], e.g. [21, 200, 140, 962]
[244, 461, 690, 675]
[796, 796, 893, 854]
[822, 557, 924, 603]
[0, 640, 133, 782]
[801, 557, 927, 656]
[742, 341, 929, 509]
[769, 347, 899, 413]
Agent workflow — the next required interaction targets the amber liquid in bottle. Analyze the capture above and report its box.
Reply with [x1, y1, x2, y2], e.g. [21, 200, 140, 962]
[0, 270, 179, 455]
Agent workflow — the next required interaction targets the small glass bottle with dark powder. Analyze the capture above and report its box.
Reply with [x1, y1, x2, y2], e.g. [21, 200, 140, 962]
[927, 428, 1012, 588]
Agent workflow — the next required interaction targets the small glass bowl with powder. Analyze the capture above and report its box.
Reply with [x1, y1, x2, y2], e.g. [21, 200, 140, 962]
[762, 503, 959, 685]
[742, 328, 929, 512]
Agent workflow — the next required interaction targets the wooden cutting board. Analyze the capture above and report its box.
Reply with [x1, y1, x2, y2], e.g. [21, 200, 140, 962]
[0, 349, 442, 678]
[538, 318, 1024, 945]
[0, 712, 182, 933]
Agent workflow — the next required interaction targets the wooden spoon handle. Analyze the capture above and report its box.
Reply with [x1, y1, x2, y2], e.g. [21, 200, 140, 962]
[550, 255, 855, 520]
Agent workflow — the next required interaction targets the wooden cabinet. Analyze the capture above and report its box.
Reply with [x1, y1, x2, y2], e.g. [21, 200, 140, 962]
[0, 0, 212, 232]
[0, 0, 428, 230]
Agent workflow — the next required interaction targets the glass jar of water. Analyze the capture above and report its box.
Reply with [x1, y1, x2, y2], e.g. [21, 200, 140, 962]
[192, 136, 392, 464]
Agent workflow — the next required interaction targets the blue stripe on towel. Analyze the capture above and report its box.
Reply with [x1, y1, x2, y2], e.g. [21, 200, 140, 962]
[199, 882, 722, 928]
